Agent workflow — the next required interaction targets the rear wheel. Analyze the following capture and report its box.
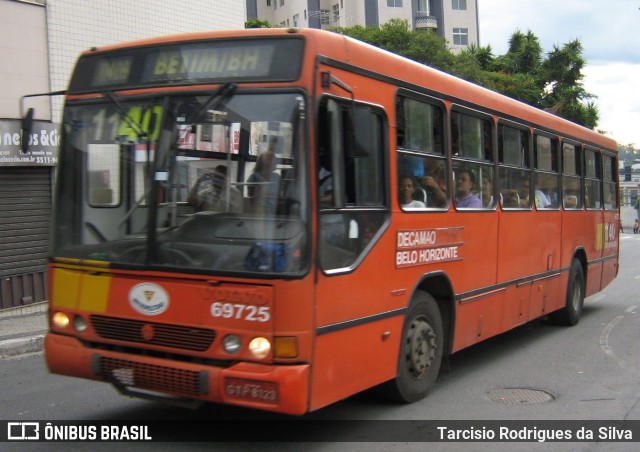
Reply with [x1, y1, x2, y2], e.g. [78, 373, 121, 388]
[381, 292, 444, 403]
[551, 258, 585, 326]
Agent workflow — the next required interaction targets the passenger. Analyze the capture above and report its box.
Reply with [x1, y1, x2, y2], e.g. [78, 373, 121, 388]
[247, 145, 281, 199]
[481, 174, 494, 207]
[454, 168, 481, 208]
[420, 160, 447, 207]
[247, 139, 281, 213]
[499, 176, 525, 208]
[317, 158, 346, 247]
[518, 176, 531, 206]
[318, 165, 333, 205]
[399, 175, 426, 209]
[187, 164, 243, 213]
[501, 190, 520, 208]
[534, 175, 552, 209]
[535, 188, 551, 208]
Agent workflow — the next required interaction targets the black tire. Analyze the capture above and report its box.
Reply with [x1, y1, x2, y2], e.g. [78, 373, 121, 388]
[551, 258, 585, 326]
[381, 292, 444, 403]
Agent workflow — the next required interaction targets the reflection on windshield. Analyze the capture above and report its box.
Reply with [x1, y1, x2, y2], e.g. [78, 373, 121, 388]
[53, 92, 308, 276]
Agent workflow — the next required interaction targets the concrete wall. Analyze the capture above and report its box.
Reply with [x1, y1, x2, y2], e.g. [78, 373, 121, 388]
[0, 0, 50, 120]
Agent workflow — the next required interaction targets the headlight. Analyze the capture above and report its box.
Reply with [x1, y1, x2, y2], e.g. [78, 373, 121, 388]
[52, 312, 70, 329]
[222, 335, 242, 354]
[73, 315, 88, 333]
[248, 337, 271, 359]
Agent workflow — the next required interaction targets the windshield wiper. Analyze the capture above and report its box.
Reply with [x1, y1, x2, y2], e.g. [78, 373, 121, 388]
[190, 82, 237, 124]
[102, 90, 148, 139]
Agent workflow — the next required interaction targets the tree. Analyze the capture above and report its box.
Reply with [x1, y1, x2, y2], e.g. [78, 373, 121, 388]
[333, 19, 455, 72]
[540, 39, 598, 128]
[245, 19, 272, 28]
[482, 71, 543, 106]
[496, 30, 543, 77]
[460, 43, 494, 71]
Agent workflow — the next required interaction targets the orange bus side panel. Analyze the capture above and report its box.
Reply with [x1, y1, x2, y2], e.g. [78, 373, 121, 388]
[309, 316, 403, 411]
[501, 284, 532, 329]
[452, 292, 505, 352]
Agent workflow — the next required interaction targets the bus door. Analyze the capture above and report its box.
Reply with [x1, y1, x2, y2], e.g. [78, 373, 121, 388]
[311, 97, 396, 409]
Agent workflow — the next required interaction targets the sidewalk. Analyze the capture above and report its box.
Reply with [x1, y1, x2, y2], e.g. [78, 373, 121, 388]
[0, 302, 48, 357]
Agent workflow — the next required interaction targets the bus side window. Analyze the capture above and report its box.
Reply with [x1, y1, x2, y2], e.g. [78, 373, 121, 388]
[498, 123, 531, 209]
[396, 94, 448, 210]
[562, 142, 582, 209]
[603, 154, 618, 210]
[451, 109, 494, 209]
[397, 153, 448, 209]
[584, 148, 602, 209]
[533, 134, 560, 210]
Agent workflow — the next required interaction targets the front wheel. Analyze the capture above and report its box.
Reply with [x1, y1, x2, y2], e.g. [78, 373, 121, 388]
[381, 292, 444, 403]
[550, 258, 585, 326]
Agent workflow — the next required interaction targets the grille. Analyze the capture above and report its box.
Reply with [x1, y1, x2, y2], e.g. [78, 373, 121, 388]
[95, 356, 206, 396]
[90, 315, 216, 352]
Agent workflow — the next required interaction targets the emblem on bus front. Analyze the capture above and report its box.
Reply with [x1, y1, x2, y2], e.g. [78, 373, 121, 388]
[129, 283, 170, 316]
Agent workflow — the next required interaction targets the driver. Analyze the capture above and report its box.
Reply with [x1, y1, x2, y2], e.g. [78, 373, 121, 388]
[187, 165, 243, 213]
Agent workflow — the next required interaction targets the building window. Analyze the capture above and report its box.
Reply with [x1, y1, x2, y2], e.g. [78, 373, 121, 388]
[332, 4, 340, 22]
[293, 13, 299, 27]
[452, 0, 467, 10]
[387, 0, 403, 7]
[266, 0, 271, 6]
[452, 28, 468, 46]
[320, 9, 330, 25]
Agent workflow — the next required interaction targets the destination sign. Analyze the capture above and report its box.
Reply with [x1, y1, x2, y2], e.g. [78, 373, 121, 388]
[92, 56, 133, 86]
[69, 37, 304, 93]
[144, 45, 274, 82]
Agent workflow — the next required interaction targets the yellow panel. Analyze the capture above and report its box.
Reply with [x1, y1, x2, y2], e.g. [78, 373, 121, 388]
[51, 268, 82, 309]
[596, 223, 603, 251]
[78, 273, 112, 313]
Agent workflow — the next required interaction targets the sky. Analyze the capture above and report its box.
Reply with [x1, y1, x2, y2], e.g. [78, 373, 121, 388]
[478, 0, 640, 146]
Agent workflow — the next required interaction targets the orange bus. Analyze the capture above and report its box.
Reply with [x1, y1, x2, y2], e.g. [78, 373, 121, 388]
[43, 28, 619, 415]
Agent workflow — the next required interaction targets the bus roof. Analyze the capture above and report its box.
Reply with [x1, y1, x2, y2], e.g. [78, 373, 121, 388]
[80, 27, 616, 151]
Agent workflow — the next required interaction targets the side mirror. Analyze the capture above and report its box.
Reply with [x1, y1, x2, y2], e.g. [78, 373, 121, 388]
[21, 108, 34, 154]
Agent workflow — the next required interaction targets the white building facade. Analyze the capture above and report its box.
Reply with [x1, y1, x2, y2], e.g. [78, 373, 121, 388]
[246, 0, 479, 52]
[0, 0, 246, 310]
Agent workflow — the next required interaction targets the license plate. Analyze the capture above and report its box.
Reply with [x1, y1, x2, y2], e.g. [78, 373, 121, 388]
[224, 377, 278, 404]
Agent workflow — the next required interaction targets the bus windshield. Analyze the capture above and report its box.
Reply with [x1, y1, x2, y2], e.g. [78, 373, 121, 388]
[52, 90, 309, 276]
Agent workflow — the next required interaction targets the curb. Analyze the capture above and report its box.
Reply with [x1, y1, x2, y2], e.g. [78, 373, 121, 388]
[0, 334, 45, 357]
[0, 301, 48, 319]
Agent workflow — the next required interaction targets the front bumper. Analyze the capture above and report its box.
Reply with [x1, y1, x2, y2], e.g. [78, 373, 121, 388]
[45, 333, 310, 415]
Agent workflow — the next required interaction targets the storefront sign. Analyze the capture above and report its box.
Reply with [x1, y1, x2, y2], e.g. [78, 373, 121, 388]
[0, 119, 60, 166]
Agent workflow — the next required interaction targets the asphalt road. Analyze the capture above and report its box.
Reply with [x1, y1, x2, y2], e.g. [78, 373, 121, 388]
[2, 235, 639, 451]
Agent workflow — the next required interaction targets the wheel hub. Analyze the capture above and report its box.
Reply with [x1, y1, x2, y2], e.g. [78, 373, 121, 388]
[406, 317, 437, 378]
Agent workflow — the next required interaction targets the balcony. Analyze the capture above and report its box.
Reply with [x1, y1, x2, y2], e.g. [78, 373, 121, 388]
[415, 11, 438, 30]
